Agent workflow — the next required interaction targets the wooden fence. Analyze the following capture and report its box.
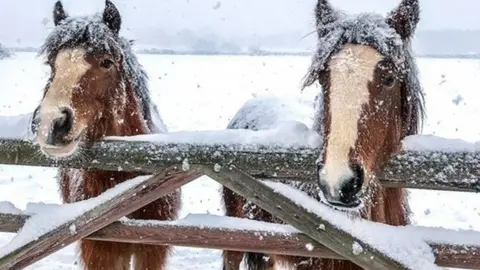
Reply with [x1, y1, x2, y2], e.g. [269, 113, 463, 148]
[0, 137, 478, 270]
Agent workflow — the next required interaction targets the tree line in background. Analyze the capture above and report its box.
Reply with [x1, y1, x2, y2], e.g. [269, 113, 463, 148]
[0, 43, 12, 59]
[2, 29, 480, 58]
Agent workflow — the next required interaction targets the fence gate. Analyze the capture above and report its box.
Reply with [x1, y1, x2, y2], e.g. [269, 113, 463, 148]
[0, 137, 478, 269]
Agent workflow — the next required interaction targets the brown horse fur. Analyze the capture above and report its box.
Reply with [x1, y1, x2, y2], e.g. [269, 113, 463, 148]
[30, 1, 177, 269]
[222, 0, 425, 269]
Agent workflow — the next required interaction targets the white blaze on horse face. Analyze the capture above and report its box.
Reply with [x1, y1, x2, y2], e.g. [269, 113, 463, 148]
[321, 44, 383, 193]
[36, 48, 91, 145]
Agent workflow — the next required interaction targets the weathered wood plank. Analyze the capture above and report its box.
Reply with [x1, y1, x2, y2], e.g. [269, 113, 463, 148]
[380, 150, 480, 192]
[433, 245, 480, 269]
[0, 213, 477, 269]
[0, 167, 203, 270]
[0, 138, 316, 180]
[0, 138, 479, 192]
[203, 165, 411, 270]
[93, 222, 480, 270]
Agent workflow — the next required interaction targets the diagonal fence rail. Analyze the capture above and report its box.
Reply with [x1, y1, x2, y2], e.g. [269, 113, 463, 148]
[0, 168, 203, 270]
[204, 166, 411, 269]
[0, 135, 479, 269]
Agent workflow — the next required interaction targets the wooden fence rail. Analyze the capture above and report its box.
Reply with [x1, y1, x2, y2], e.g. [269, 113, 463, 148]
[0, 136, 479, 269]
[0, 138, 479, 192]
[0, 168, 203, 270]
[0, 213, 477, 269]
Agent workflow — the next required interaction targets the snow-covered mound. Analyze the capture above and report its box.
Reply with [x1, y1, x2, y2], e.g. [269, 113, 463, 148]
[227, 95, 316, 131]
[107, 95, 322, 150]
[402, 134, 480, 153]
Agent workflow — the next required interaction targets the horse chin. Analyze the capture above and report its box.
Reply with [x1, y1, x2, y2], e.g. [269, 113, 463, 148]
[38, 133, 84, 160]
[318, 193, 365, 214]
[322, 198, 365, 214]
[318, 185, 373, 214]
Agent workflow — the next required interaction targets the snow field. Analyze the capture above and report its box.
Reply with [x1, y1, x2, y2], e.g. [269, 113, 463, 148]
[0, 53, 480, 269]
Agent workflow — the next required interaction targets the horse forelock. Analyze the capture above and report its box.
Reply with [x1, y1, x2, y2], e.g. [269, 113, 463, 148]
[38, 14, 157, 133]
[303, 11, 425, 137]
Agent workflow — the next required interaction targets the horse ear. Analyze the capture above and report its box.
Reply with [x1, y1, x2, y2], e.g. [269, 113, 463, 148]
[103, 0, 122, 34]
[386, 0, 420, 40]
[315, 0, 337, 27]
[53, 1, 68, 26]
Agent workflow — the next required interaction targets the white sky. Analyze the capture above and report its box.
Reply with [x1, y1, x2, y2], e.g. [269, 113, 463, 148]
[0, 0, 478, 47]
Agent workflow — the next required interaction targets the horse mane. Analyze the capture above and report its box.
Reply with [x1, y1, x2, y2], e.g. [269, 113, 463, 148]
[302, 11, 425, 137]
[38, 14, 165, 133]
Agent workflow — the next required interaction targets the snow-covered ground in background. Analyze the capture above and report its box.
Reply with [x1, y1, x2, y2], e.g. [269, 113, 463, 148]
[0, 52, 480, 269]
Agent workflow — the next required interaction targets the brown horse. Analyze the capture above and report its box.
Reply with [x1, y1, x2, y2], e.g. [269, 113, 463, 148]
[30, 1, 178, 269]
[223, 0, 425, 269]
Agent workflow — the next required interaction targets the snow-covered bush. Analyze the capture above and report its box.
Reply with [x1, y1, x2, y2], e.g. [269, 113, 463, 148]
[0, 43, 12, 59]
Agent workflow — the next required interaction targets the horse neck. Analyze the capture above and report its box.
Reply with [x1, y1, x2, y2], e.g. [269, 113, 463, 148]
[362, 187, 408, 226]
[361, 111, 409, 226]
[103, 84, 150, 138]
[66, 84, 151, 202]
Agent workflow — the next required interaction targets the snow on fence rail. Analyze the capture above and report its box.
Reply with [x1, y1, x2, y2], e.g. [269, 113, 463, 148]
[0, 168, 203, 269]
[0, 130, 480, 269]
[0, 134, 479, 192]
[0, 211, 478, 269]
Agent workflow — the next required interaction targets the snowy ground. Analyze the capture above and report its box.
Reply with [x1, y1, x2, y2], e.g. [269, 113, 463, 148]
[0, 52, 480, 269]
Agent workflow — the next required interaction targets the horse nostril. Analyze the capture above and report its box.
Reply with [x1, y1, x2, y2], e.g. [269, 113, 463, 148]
[47, 107, 73, 146]
[338, 164, 364, 205]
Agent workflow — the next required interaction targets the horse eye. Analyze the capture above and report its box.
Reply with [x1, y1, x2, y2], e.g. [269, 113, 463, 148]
[100, 59, 114, 69]
[381, 76, 395, 87]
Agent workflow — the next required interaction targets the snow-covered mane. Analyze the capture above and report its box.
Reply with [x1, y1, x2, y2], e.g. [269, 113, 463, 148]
[303, 1, 425, 136]
[304, 13, 405, 79]
[38, 8, 165, 133]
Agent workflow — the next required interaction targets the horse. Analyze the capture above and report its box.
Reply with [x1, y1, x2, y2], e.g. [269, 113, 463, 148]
[30, 1, 179, 269]
[222, 0, 425, 269]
